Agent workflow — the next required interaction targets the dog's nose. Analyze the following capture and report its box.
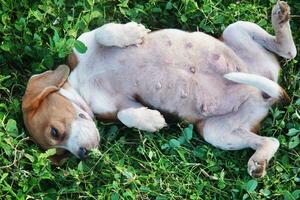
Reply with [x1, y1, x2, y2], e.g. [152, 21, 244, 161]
[78, 147, 88, 160]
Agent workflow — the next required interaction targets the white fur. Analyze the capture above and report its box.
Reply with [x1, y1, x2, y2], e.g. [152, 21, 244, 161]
[66, 104, 100, 157]
[68, 70, 117, 115]
[89, 89, 117, 114]
[224, 72, 282, 98]
[117, 107, 166, 132]
[59, 87, 94, 118]
[66, 118, 99, 157]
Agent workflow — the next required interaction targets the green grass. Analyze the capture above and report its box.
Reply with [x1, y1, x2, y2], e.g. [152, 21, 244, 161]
[0, 0, 300, 199]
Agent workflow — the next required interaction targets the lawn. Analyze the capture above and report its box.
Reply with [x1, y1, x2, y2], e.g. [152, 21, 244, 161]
[0, 0, 299, 199]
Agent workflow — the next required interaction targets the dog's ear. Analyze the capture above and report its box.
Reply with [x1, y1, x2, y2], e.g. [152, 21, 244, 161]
[22, 65, 70, 112]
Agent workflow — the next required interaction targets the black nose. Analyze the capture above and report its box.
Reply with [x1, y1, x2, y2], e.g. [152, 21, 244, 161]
[78, 147, 88, 160]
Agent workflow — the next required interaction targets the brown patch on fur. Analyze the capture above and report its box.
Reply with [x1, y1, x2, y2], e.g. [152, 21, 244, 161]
[262, 86, 290, 105]
[280, 88, 291, 104]
[24, 92, 76, 149]
[96, 112, 117, 121]
[219, 35, 224, 41]
[272, 1, 290, 25]
[160, 111, 181, 123]
[250, 160, 267, 178]
[22, 65, 70, 112]
[195, 120, 205, 137]
[133, 94, 148, 107]
[67, 53, 78, 70]
[251, 123, 261, 134]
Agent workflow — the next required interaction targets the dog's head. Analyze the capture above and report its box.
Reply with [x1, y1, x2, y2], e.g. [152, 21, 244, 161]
[22, 65, 100, 164]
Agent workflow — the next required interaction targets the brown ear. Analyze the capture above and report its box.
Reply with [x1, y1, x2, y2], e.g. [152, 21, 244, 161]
[22, 65, 70, 112]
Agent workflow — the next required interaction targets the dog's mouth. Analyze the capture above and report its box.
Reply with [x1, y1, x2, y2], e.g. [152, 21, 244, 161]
[48, 148, 71, 165]
[54, 138, 98, 160]
[57, 148, 70, 156]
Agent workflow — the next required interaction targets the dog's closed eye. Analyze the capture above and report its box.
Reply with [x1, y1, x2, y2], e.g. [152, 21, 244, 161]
[79, 113, 87, 119]
[51, 127, 60, 139]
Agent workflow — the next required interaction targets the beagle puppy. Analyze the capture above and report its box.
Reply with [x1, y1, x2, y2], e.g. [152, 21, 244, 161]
[22, 1, 296, 178]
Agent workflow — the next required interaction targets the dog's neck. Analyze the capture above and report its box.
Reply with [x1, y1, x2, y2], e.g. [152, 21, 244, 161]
[59, 81, 94, 118]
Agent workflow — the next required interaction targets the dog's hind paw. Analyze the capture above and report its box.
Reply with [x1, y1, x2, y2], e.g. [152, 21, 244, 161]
[247, 158, 267, 178]
[272, 1, 290, 24]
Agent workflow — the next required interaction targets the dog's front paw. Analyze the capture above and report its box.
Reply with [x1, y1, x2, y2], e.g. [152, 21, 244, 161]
[272, 1, 290, 24]
[140, 109, 167, 132]
[247, 158, 267, 178]
[118, 107, 166, 132]
[119, 22, 150, 47]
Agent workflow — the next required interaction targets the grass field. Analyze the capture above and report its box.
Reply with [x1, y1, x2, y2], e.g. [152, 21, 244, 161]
[0, 0, 300, 199]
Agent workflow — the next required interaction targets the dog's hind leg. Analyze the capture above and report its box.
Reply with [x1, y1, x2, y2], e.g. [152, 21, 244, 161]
[94, 22, 150, 48]
[222, 1, 296, 59]
[197, 100, 279, 178]
[199, 119, 279, 178]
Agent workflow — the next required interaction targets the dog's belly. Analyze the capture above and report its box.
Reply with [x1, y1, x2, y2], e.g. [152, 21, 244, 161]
[76, 29, 251, 120]
[95, 29, 248, 75]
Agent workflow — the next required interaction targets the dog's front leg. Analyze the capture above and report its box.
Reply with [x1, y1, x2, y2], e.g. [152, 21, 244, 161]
[95, 22, 150, 48]
[117, 107, 166, 132]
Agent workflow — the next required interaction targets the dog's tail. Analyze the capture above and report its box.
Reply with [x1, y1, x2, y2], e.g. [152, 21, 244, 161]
[224, 72, 290, 102]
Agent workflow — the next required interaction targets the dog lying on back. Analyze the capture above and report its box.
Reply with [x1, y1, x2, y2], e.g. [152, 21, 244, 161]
[22, 1, 296, 178]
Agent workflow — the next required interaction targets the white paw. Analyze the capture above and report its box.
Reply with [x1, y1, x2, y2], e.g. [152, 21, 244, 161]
[118, 22, 150, 47]
[118, 107, 166, 132]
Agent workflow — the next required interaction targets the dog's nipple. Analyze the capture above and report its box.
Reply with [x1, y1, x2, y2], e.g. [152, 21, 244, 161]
[181, 90, 188, 98]
[212, 54, 220, 61]
[135, 80, 140, 86]
[155, 82, 162, 90]
[189, 66, 196, 74]
[185, 42, 193, 49]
